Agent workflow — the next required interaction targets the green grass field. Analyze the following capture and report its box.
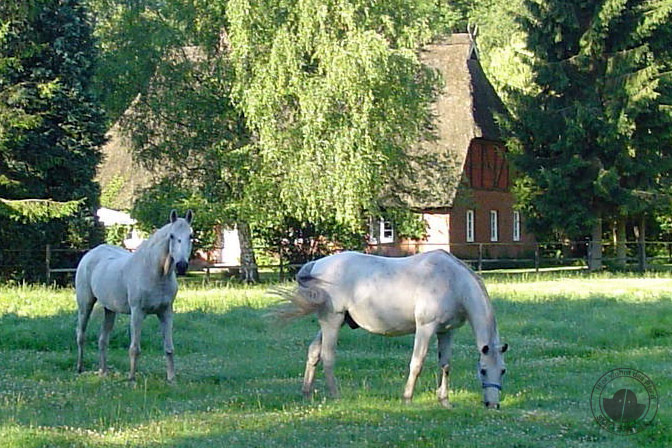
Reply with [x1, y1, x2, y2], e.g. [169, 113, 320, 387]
[0, 272, 670, 447]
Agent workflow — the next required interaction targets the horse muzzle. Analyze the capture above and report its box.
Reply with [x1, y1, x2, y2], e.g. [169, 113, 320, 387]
[176, 260, 189, 276]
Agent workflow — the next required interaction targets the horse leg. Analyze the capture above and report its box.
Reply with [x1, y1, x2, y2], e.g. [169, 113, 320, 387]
[402, 323, 436, 403]
[128, 307, 144, 382]
[302, 330, 322, 398]
[437, 330, 455, 408]
[319, 313, 344, 398]
[75, 291, 96, 373]
[98, 308, 116, 375]
[158, 307, 175, 383]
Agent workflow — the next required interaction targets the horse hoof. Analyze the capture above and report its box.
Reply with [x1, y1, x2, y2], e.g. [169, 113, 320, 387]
[439, 400, 453, 409]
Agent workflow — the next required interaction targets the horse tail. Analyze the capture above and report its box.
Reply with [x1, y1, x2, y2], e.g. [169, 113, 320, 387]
[268, 261, 330, 322]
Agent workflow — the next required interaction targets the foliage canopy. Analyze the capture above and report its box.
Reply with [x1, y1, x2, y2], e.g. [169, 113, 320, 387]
[501, 0, 672, 238]
[227, 0, 454, 231]
[1, 0, 105, 281]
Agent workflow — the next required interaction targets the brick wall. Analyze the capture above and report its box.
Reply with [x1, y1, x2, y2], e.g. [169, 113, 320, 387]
[450, 189, 535, 258]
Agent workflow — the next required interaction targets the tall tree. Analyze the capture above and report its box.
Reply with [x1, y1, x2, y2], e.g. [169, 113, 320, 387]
[468, 0, 535, 102]
[88, 0, 195, 124]
[94, 0, 453, 281]
[504, 0, 672, 269]
[90, 0, 263, 281]
[227, 0, 453, 232]
[0, 0, 106, 280]
[123, 40, 259, 280]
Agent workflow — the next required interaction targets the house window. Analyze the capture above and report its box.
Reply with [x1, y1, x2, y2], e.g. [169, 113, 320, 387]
[513, 211, 521, 242]
[379, 219, 394, 244]
[466, 210, 475, 243]
[490, 210, 499, 242]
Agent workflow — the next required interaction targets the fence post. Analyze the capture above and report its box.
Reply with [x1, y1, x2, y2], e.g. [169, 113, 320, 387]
[278, 244, 284, 282]
[534, 243, 540, 273]
[45, 244, 51, 284]
[638, 239, 647, 272]
[478, 243, 483, 273]
[636, 215, 647, 272]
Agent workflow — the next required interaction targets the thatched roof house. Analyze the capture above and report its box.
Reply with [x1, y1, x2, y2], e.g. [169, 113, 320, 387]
[390, 33, 506, 211]
[373, 34, 534, 257]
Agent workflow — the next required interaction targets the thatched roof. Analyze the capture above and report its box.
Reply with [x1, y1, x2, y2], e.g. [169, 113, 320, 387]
[96, 118, 155, 210]
[96, 47, 207, 210]
[389, 33, 506, 210]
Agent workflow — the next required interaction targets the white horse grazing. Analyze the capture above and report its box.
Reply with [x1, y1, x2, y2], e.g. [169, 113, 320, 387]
[75, 209, 193, 382]
[276, 250, 508, 408]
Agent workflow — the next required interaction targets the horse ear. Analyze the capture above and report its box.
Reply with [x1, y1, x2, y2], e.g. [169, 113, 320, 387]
[185, 209, 193, 224]
[501, 343, 508, 353]
[481, 345, 490, 355]
[170, 209, 178, 223]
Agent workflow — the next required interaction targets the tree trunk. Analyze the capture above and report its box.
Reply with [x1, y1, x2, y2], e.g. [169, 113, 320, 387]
[634, 215, 647, 272]
[561, 237, 572, 259]
[614, 216, 627, 268]
[588, 214, 602, 271]
[237, 221, 259, 283]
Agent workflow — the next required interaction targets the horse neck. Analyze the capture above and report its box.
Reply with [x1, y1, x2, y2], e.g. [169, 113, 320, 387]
[133, 226, 171, 277]
[463, 283, 498, 348]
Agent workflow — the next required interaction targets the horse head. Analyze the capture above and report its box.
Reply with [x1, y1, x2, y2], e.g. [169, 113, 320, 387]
[166, 209, 194, 276]
[477, 343, 508, 409]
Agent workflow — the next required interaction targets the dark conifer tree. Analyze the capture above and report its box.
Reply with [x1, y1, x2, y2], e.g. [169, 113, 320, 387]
[505, 0, 672, 267]
[0, 0, 106, 280]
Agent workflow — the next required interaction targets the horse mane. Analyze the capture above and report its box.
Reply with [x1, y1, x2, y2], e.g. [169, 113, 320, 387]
[135, 223, 172, 254]
[133, 223, 173, 275]
[439, 250, 500, 344]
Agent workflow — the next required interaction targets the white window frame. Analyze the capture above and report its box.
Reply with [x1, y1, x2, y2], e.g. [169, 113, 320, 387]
[490, 210, 499, 242]
[466, 210, 475, 243]
[379, 219, 394, 244]
[513, 210, 521, 242]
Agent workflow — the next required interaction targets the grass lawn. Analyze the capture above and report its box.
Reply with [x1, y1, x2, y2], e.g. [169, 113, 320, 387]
[0, 272, 670, 447]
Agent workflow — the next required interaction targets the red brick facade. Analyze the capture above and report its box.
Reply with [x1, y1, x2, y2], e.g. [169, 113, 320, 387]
[377, 140, 535, 258]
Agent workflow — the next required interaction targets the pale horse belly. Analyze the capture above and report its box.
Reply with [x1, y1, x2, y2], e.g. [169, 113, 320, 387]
[345, 286, 418, 336]
[89, 255, 132, 314]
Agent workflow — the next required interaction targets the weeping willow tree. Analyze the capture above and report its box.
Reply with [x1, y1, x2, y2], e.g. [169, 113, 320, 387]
[227, 0, 455, 231]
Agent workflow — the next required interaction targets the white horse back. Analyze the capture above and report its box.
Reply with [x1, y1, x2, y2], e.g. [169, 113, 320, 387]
[309, 250, 478, 335]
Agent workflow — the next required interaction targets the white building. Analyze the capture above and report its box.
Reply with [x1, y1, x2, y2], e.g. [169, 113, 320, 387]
[95, 207, 144, 250]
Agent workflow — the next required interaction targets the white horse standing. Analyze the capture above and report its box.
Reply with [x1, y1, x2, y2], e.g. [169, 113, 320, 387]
[75, 210, 193, 382]
[276, 250, 508, 408]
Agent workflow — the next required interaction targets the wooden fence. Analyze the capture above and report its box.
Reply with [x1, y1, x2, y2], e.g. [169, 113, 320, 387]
[0, 240, 669, 284]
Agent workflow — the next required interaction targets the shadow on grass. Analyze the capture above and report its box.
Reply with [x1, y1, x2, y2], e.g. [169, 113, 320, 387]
[0, 292, 670, 446]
